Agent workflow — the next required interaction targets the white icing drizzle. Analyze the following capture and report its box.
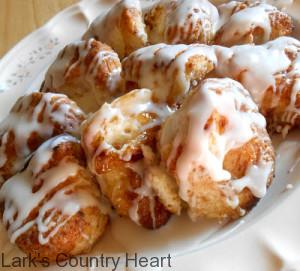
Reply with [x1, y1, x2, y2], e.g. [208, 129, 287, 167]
[160, 78, 269, 206]
[128, 164, 157, 228]
[286, 53, 300, 113]
[122, 43, 217, 104]
[126, 160, 144, 177]
[216, 0, 240, 30]
[42, 39, 122, 106]
[82, 88, 173, 170]
[144, 0, 219, 43]
[0, 93, 85, 176]
[127, 158, 159, 228]
[0, 135, 101, 245]
[231, 160, 273, 198]
[214, 37, 300, 106]
[83, 0, 147, 58]
[225, 195, 240, 209]
[217, 2, 277, 44]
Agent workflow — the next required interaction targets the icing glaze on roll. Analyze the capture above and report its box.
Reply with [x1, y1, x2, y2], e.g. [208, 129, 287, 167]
[122, 43, 217, 105]
[42, 39, 123, 113]
[218, 2, 275, 42]
[159, 78, 274, 219]
[127, 160, 158, 228]
[214, 37, 300, 134]
[0, 135, 102, 245]
[0, 92, 85, 179]
[83, 0, 148, 58]
[81, 89, 179, 229]
[162, 78, 266, 187]
[44, 39, 121, 92]
[214, 37, 300, 105]
[144, 0, 219, 45]
[215, 1, 293, 46]
[231, 160, 273, 198]
[82, 88, 172, 168]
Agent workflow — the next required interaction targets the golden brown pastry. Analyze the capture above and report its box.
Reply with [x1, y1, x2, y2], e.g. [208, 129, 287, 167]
[144, 0, 219, 45]
[83, 0, 148, 59]
[122, 43, 217, 106]
[0, 135, 109, 261]
[215, 1, 293, 46]
[0, 92, 85, 181]
[158, 78, 275, 220]
[81, 89, 181, 229]
[41, 39, 123, 113]
[214, 36, 300, 135]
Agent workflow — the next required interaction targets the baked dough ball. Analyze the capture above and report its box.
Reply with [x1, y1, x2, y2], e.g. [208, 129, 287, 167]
[0, 92, 85, 180]
[83, 0, 148, 59]
[144, 0, 219, 45]
[82, 89, 181, 229]
[215, 1, 293, 46]
[158, 78, 275, 220]
[41, 39, 123, 113]
[122, 43, 217, 106]
[0, 135, 109, 261]
[214, 36, 300, 135]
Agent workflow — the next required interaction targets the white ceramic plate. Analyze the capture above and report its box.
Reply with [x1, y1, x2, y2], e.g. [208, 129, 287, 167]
[1, 0, 300, 270]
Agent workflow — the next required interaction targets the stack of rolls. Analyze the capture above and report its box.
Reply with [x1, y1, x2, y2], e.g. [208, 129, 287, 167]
[1, 0, 298, 263]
